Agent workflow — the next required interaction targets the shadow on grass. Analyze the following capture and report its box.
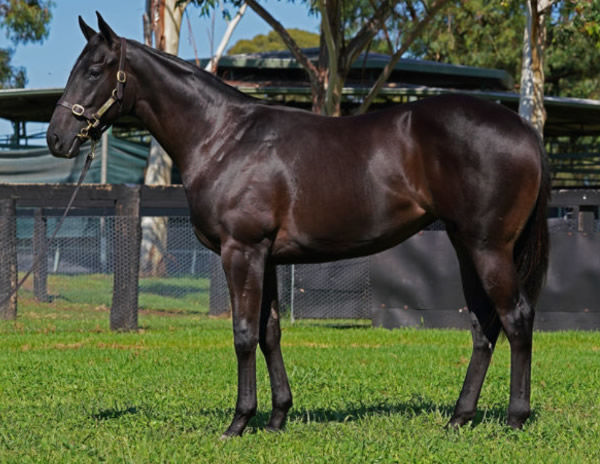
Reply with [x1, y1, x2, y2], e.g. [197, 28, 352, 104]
[287, 397, 458, 425]
[138, 283, 208, 298]
[248, 397, 537, 430]
[89, 398, 537, 432]
[92, 406, 139, 421]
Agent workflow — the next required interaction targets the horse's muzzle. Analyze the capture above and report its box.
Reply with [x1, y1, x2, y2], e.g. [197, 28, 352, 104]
[46, 131, 82, 159]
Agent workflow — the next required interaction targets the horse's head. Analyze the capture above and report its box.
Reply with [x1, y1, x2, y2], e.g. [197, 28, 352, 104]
[47, 13, 128, 158]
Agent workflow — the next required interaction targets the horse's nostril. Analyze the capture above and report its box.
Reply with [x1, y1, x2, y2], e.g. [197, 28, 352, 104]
[47, 132, 60, 150]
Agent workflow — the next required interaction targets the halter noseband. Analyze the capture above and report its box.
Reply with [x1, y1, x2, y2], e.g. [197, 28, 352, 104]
[56, 37, 127, 141]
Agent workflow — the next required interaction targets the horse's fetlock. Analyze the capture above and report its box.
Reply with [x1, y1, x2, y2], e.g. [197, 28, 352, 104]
[274, 392, 293, 412]
[508, 400, 530, 429]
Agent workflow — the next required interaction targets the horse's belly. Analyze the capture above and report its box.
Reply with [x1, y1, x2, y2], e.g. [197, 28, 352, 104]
[271, 208, 434, 264]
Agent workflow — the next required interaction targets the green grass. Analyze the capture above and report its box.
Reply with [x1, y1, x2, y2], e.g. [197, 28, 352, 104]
[19, 273, 210, 313]
[1, 298, 599, 463]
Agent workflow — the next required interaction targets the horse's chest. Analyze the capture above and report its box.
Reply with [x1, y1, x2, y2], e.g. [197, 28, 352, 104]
[185, 191, 222, 253]
[191, 220, 221, 254]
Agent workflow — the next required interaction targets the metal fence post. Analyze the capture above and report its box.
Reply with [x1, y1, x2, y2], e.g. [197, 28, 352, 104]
[111, 185, 141, 331]
[0, 198, 17, 320]
[33, 208, 49, 302]
[290, 264, 295, 323]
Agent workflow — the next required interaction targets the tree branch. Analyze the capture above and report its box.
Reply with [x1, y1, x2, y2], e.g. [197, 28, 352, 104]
[244, 0, 320, 88]
[355, 0, 450, 114]
[319, 0, 340, 115]
[344, 1, 398, 70]
[205, 3, 247, 73]
[537, 0, 556, 14]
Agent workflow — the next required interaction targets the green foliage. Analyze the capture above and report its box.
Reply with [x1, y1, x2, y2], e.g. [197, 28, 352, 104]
[0, 47, 25, 88]
[409, 0, 525, 80]
[409, 0, 600, 99]
[1, 300, 600, 462]
[0, 0, 53, 89]
[227, 28, 320, 55]
[0, 0, 52, 44]
[546, 0, 600, 98]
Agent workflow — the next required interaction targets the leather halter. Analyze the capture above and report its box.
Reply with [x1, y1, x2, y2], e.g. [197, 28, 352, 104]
[56, 37, 127, 141]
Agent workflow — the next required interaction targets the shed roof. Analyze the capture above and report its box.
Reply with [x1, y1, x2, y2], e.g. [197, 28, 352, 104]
[0, 54, 599, 137]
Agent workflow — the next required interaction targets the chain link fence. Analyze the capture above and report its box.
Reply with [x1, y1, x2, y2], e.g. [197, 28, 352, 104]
[10, 212, 372, 321]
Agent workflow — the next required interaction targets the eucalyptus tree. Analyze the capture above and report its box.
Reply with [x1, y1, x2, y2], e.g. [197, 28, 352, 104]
[191, 0, 451, 115]
[0, 0, 53, 88]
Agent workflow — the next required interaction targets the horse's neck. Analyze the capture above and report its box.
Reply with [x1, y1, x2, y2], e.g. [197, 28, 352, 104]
[127, 41, 251, 172]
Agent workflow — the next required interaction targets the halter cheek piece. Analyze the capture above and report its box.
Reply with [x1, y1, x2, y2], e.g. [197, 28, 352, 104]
[56, 37, 127, 141]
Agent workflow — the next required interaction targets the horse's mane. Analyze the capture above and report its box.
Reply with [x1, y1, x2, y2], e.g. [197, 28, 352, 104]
[127, 38, 258, 103]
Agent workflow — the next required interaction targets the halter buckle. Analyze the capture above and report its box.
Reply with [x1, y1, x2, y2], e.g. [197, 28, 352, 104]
[117, 71, 127, 83]
[72, 104, 85, 117]
[77, 124, 91, 140]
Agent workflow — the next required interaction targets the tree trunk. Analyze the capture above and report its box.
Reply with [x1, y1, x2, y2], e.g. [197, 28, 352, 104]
[140, 0, 189, 276]
[319, 0, 343, 116]
[246, 0, 448, 117]
[205, 3, 248, 73]
[519, 0, 553, 136]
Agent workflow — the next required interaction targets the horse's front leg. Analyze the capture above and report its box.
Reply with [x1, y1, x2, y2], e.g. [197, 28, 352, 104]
[220, 239, 269, 438]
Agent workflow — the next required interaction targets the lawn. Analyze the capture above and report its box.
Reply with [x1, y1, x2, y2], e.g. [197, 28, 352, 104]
[0, 296, 599, 463]
[19, 273, 210, 313]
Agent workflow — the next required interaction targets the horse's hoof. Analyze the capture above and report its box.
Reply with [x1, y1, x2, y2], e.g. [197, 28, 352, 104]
[265, 425, 284, 434]
[507, 406, 530, 429]
[446, 414, 471, 429]
[220, 430, 241, 440]
[220, 426, 244, 440]
[507, 417, 526, 429]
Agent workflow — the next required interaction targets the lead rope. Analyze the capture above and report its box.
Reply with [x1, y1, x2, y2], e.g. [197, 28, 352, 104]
[0, 141, 97, 309]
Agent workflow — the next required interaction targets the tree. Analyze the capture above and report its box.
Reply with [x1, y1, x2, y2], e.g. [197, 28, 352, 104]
[192, 0, 451, 115]
[0, 0, 53, 88]
[409, 0, 525, 78]
[140, 0, 248, 276]
[545, 0, 600, 99]
[205, 2, 247, 72]
[519, 0, 555, 135]
[140, 0, 190, 276]
[407, 1, 600, 100]
[228, 28, 319, 54]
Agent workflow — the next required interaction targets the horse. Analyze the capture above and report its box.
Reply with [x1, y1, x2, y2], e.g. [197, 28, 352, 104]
[47, 13, 550, 438]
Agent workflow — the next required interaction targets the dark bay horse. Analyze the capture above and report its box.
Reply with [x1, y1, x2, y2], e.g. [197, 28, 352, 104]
[47, 14, 550, 437]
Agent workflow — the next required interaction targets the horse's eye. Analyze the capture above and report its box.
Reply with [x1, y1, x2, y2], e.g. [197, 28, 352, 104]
[89, 66, 102, 79]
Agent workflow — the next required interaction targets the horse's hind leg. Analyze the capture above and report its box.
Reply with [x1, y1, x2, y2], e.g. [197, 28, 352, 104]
[449, 245, 502, 427]
[457, 244, 534, 429]
[259, 263, 293, 431]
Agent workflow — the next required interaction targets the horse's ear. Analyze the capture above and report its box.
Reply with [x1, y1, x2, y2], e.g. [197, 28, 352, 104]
[79, 16, 96, 41]
[96, 12, 119, 46]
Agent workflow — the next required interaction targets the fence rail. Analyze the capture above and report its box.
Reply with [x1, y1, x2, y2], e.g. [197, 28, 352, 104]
[1, 184, 599, 330]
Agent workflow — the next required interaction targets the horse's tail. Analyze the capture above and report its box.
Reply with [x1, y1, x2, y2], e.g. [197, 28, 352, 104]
[514, 130, 551, 305]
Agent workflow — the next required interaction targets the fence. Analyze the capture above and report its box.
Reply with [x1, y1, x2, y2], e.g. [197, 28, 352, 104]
[1, 184, 600, 331]
[0, 184, 371, 328]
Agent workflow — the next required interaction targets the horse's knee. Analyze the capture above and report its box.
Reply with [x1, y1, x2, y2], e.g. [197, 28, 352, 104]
[233, 323, 259, 356]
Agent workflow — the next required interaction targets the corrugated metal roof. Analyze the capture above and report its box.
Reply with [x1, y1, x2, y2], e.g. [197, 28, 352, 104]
[1, 79, 600, 136]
